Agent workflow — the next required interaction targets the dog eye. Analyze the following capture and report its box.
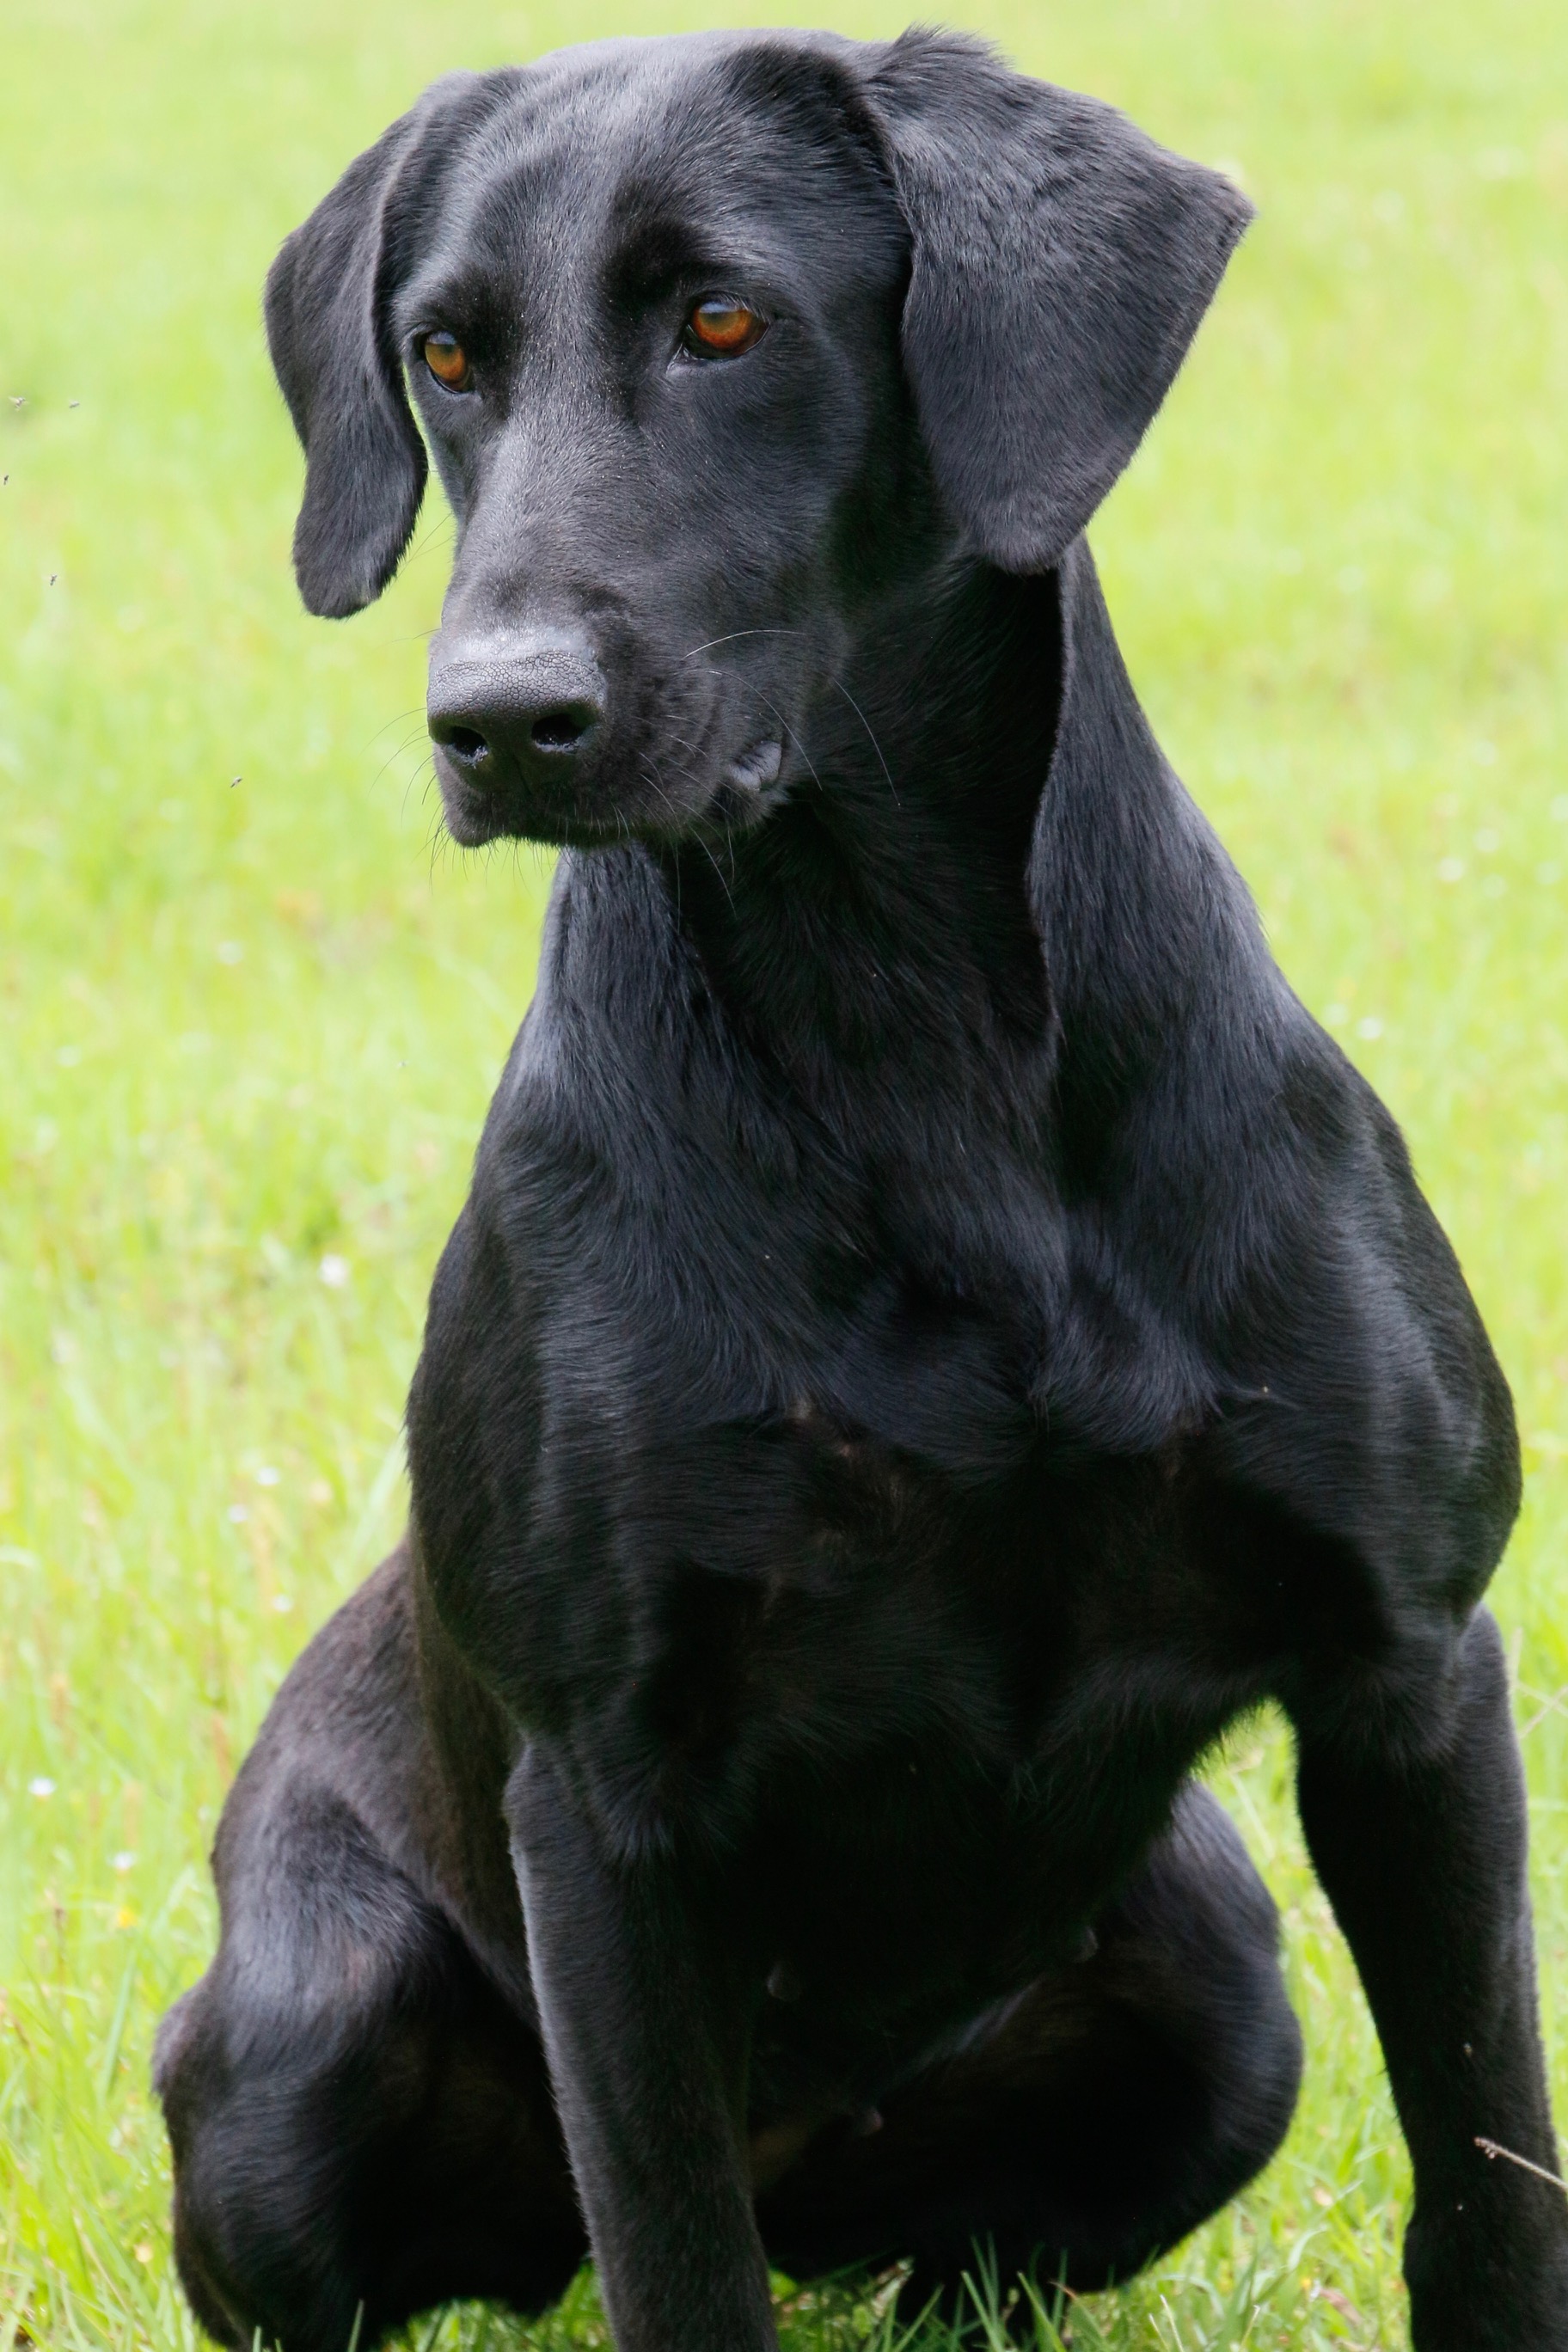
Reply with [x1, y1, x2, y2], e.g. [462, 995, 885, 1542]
[423, 333, 473, 391]
[682, 297, 767, 359]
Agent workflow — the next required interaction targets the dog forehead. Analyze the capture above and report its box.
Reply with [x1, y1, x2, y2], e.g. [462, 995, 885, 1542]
[414, 32, 889, 298]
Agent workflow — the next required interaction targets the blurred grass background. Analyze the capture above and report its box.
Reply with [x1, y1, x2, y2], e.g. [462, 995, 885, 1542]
[1, 0, 1565, 2343]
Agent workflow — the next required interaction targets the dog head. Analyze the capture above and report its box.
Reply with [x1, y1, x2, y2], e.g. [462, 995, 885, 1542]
[266, 30, 1250, 848]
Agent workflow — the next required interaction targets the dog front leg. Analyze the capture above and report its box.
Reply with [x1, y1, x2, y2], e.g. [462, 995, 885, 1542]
[1293, 1606, 1568, 2348]
[506, 1745, 775, 2352]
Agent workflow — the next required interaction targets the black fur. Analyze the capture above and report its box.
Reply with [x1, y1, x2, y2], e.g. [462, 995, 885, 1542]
[156, 28, 1565, 2352]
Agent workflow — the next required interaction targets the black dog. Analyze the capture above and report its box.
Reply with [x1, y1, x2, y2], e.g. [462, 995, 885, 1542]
[155, 28, 1566, 2352]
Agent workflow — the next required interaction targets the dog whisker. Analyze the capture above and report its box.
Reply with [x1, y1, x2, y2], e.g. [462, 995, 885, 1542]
[759, 695, 821, 793]
[678, 626, 805, 663]
[830, 677, 901, 808]
[365, 705, 426, 747]
[376, 726, 434, 799]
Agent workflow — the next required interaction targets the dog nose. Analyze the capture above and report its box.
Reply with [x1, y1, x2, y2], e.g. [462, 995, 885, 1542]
[427, 636, 606, 788]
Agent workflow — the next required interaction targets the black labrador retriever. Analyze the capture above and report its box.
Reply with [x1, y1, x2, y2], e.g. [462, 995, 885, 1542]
[154, 28, 1567, 2352]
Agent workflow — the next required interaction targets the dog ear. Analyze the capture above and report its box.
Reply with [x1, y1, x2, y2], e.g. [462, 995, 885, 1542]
[855, 32, 1253, 572]
[264, 77, 481, 618]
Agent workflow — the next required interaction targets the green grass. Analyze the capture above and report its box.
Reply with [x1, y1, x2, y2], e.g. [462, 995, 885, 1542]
[2, 0, 1565, 2342]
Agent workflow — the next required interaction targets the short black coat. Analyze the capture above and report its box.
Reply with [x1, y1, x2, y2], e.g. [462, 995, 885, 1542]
[156, 31, 1565, 2352]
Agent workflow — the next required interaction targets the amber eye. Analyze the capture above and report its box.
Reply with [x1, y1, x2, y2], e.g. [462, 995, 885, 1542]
[683, 297, 767, 358]
[423, 332, 473, 391]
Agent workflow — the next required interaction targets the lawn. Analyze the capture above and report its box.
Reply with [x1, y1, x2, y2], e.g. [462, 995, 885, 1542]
[1, 0, 1565, 2343]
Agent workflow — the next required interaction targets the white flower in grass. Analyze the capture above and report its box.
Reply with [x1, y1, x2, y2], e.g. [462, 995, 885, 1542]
[255, 1465, 280, 1486]
[113, 1850, 136, 1873]
[319, 1253, 350, 1289]
[227, 1503, 249, 1523]
[29, 1776, 56, 1798]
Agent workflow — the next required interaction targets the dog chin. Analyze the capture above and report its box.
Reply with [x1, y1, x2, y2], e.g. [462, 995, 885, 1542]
[438, 738, 789, 853]
[435, 766, 595, 850]
[438, 788, 505, 848]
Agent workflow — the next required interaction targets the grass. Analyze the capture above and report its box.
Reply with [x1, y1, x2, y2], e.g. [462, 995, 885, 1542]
[2, 0, 1565, 2342]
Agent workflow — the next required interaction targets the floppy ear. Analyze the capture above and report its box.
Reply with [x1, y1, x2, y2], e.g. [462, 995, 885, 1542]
[264, 76, 482, 618]
[855, 31, 1253, 572]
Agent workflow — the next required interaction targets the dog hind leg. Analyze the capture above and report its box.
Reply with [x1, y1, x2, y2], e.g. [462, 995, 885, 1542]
[155, 1787, 583, 2352]
[757, 1780, 1301, 2307]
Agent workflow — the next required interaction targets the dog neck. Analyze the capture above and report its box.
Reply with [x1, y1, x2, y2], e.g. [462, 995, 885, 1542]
[535, 538, 1271, 1238]
[658, 554, 1063, 1106]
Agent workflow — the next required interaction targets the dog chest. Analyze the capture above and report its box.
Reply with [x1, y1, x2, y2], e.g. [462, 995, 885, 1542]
[409, 1188, 1270, 1891]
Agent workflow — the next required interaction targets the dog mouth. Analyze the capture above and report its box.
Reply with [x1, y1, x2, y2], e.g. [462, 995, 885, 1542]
[436, 726, 790, 851]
